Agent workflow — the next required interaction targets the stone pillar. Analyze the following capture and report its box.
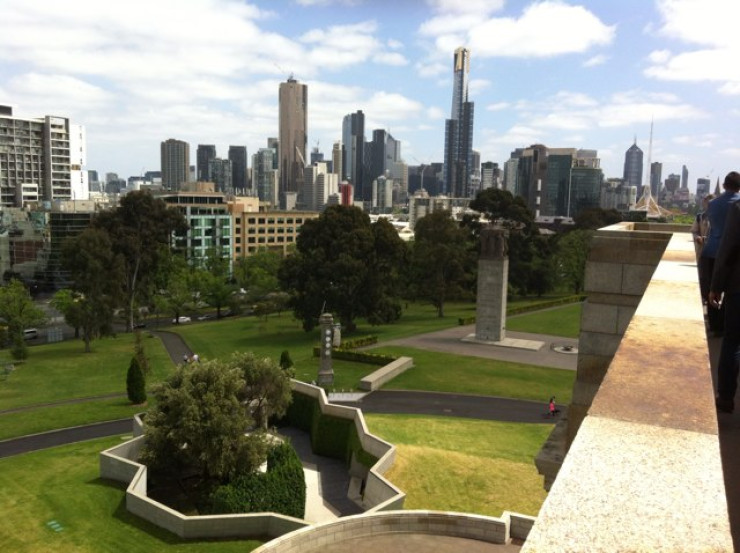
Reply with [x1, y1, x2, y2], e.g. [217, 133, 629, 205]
[475, 228, 509, 342]
[317, 312, 335, 386]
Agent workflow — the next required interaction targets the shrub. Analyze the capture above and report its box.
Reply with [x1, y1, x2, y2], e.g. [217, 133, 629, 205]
[279, 350, 293, 370]
[126, 356, 147, 404]
[209, 442, 306, 518]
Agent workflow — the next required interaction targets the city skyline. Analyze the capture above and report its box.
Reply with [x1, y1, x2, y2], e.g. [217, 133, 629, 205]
[1, 0, 738, 190]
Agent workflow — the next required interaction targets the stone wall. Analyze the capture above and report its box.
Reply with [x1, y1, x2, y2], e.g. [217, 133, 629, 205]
[528, 223, 732, 551]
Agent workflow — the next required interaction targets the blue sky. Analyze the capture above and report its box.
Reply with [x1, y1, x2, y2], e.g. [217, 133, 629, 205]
[1, 0, 738, 191]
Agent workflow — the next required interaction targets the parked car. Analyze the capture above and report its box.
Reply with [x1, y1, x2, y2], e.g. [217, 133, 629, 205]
[172, 316, 191, 324]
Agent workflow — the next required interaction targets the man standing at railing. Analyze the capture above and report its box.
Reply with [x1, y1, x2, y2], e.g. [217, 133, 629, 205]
[702, 172, 740, 337]
[708, 171, 740, 413]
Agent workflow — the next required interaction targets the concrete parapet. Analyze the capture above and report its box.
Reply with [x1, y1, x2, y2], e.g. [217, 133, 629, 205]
[528, 224, 733, 550]
[252, 510, 533, 552]
[359, 356, 414, 391]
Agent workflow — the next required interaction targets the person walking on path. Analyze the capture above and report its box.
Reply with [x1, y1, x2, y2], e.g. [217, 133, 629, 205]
[709, 174, 740, 413]
[549, 396, 557, 417]
[701, 172, 740, 336]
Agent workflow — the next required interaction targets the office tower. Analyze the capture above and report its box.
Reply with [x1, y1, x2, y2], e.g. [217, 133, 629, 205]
[342, 110, 366, 203]
[197, 145, 217, 182]
[332, 141, 342, 183]
[481, 161, 495, 190]
[310, 146, 324, 165]
[252, 147, 278, 206]
[0, 105, 86, 207]
[681, 165, 689, 189]
[367, 129, 401, 187]
[650, 162, 662, 198]
[664, 173, 680, 193]
[623, 140, 643, 193]
[278, 77, 307, 208]
[303, 162, 338, 212]
[228, 146, 248, 193]
[444, 47, 475, 197]
[209, 158, 232, 194]
[161, 139, 190, 191]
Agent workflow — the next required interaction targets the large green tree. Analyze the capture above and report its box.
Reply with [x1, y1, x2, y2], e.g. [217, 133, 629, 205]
[230, 352, 293, 430]
[153, 254, 197, 323]
[93, 190, 187, 332]
[557, 229, 593, 293]
[410, 210, 475, 317]
[278, 205, 405, 332]
[0, 279, 46, 359]
[234, 249, 282, 303]
[60, 227, 120, 352]
[141, 359, 268, 483]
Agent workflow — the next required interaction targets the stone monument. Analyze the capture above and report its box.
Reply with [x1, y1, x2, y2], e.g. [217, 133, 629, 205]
[317, 312, 335, 386]
[475, 227, 509, 342]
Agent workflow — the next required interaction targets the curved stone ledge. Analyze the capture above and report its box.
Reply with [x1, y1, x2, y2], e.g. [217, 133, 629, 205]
[99, 380, 404, 539]
[252, 510, 536, 553]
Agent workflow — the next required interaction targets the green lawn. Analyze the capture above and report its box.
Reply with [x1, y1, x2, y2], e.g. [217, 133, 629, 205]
[0, 333, 173, 411]
[0, 437, 262, 553]
[506, 303, 582, 339]
[365, 414, 551, 516]
[375, 346, 575, 403]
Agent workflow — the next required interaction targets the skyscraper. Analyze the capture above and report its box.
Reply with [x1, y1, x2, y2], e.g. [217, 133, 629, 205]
[161, 138, 190, 191]
[196, 144, 216, 182]
[342, 110, 366, 202]
[228, 145, 248, 193]
[278, 77, 307, 209]
[208, 158, 232, 194]
[650, 162, 662, 198]
[444, 47, 475, 197]
[623, 141, 643, 194]
[0, 106, 86, 206]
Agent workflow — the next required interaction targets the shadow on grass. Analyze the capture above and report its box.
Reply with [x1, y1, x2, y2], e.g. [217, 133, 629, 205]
[87, 478, 266, 548]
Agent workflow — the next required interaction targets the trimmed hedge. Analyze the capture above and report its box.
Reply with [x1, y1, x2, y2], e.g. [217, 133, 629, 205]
[458, 295, 586, 325]
[340, 335, 379, 349]
[209, 442, 306, 519]
[283, 391, 378, 469]
[311, 347, 396, 366]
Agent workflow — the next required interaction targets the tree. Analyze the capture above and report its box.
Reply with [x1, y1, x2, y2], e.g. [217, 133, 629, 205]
[279, 350, 293, 371]
[278, 205, 405, 332]
[141, 359, 267, 483]
[468, 188, 536, 232]
[410, 211, 475, 317]
[126, 355, 147, 404]
[61, 228, 120, 352]
[93, 190, 187, 332]
[153, 254, 196, 323]
[50, 288, 83, 339]
[234, 249, 282, 303]
[557, 229, 593, 293]
[198, 248, 236, 319]
[0, 279, 46, 359]
[574, 208, 622, 230]
[230, 352, 293, 430]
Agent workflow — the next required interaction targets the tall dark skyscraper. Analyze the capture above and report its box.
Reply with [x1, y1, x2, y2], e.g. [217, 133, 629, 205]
[278, 77, 307, 208]
[161, 138, 190, 191]
[444, 47, 475, 198]
[196, 144, 216, 182]
[342, 110, 366, 202]
[228, 145, 248, 193]
[623, 141, 643, 194]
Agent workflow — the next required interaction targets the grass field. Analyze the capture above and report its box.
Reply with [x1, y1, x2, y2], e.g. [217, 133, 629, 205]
[0, 437, 262, 553]
[375, 346, 575, 403]
[365, 414, 551, 516]
[507, 302, 582, 339]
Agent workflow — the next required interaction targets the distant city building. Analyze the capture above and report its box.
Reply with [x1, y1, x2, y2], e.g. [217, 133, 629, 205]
[332, 141, 342, 184]
[600, 178, 636, 212]
[303, 161, 338, 212]
[196, 145, 217, 182]
[339, 182, 353, 206]
[310, 146, 323, 165]
[681, 165, 689, 190]
[696, 177, 711, 206]
[0, 105, 87, 207]
[664, 173, 681, 193]
[650, 162, 662, 198]
[252, 145, 278, 207]
[228, 146, 248, 194]
[623, 140, 643, 194]
[342, 110, 366, 203]
[278, 77, 307, 209]
[233, 208, 319, 256]
[208, 158, 233, 194]
[503, 149, 524, 192]
[443, 47, 475, 198]
[161, 138, 190, 191]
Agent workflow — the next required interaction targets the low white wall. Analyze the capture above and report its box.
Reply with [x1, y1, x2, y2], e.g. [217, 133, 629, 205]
[359, 356, 414, 391]
[99, 380, 403, 540]
[253, 510, 534, 553]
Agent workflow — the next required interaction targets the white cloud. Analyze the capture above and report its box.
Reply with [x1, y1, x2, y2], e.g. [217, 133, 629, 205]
[372, 52, 409, 66]
[426, 0, 505, 16]
[426, 106, 446, 119]
[387, 38, 404, 50]
[419, 1, 614, 58]
[415, 61, 447, 78]
[583, 54, 608, 67]
[486, 102, 510, 111]
[296, 0, 361, 5]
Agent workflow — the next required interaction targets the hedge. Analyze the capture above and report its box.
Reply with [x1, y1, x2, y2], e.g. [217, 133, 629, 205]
[458, 294, 586, 325]
[283, 391, 378, 469]
[311, 347, 396, 366]
[209, 442, 306, 518]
